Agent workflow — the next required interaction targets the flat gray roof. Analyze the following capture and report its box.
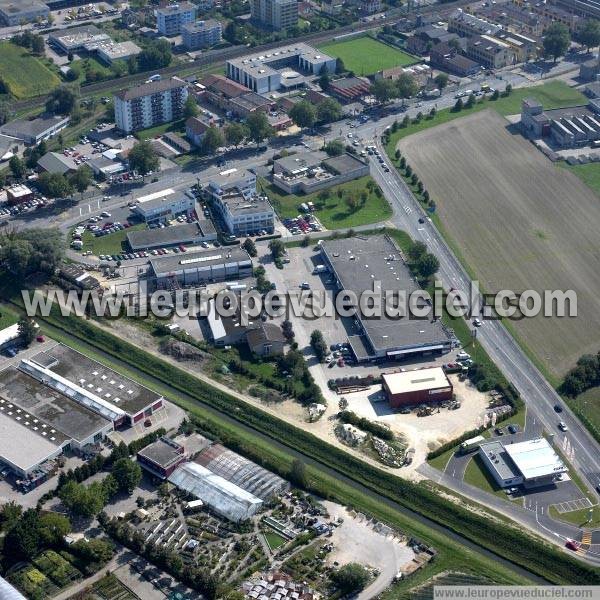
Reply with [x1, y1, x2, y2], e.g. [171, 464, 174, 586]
[275, 151, 325, 173]
[1, 115, 69, 139]
[138, 437, 184, 468]
[127, 222, 216, 250]
[0, 367, 109, 444]
[30, 344, 162, 417]
[479, 440, 521, 481]
[0, 410, 60, 474]
[227, 42, 334, 71]
[320, 235, 450, 356]
[221, 194, 272, 217]
[323, 153, 367, 175]
[150, 245, 251, 277]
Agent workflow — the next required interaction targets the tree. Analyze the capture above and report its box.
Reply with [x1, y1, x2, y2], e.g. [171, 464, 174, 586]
[574, 19, 600, 52]
[59, 480, 107, 517]
[137, 39, 171, 71]
[289, 100, 316, 129]
[344, 192, 359, 212]
[453, 98, 464, 111]
[466, 93, 476, 108]
[111, 458, 142, 494]
[31, 34, 45, 55]
[69, 165, 93, 200]
[18, 317, 37, 346]
[128, 140, 159, 175]
[310, 330, 328, 362]
[242, 237, 257, 257]
[0, 228, 64, 277]
[543, 22, 570, 62]
[434, 72, 449, 90]
[408, 240, 427, 262]
[4, 509, 41, 563]
[201, 126, 224, 155]
[371, 78, 397, 104]
[289, 458, 307, 488]
[38, 172, 73, 198]
[316, 97, 342, 123]
[396, 73, 418, 99]
[246, 111, 273, 145]
[268, 239, 285, 259]
[9, 155, 25, 180]
[45, 85, 79, 115]
[335, 57, 345, 73]
[38, 512, 71, 546]
[224, 122, 248, 147]
[318, 65, 330, 90]
[323, 139, 344, 156]
[72, 538, 114, 564]
[1, 501, 22, 528]
[331, 563, 370, 595]
[183, 95, 199, 119]
[416, 253, 440, 279]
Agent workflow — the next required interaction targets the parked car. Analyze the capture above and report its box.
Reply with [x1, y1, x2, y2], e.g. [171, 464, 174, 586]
[494, 427, 505, 436]
[507, 424, 519, 434]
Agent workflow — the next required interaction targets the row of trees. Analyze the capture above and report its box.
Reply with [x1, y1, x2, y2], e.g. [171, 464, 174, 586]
[370, 73, 418, 104]
[543, 19, 600, 62]
[407, 240, 440, 282]
[561, 351, 600, 397]
[0, 227, 64, 277]
[288, 97, 343, 129]
[310, 330, 328, 362]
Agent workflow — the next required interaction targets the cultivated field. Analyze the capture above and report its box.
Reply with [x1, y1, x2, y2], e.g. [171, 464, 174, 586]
[0, 42, 61, 99]
[398, 109, 600, 378]
[318, 36, 418, 75]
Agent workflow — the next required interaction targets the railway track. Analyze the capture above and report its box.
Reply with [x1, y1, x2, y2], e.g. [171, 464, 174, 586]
[13, 0, 471, 113]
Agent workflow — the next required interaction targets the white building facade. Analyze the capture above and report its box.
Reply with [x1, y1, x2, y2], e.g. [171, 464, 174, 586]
[114, 78, 189, 134]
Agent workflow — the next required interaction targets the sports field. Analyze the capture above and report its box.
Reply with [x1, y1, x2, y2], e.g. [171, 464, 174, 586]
[318, 36, 418, 75]
[398, 109, 600, 378]
[0, 42, 61, 99]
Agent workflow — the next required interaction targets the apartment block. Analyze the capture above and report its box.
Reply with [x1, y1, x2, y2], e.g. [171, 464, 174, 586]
[114, 77, 189, 134]
[182, 19, 223, 50]
[251, 0, 298, 30]
[156, 2, 196, 36]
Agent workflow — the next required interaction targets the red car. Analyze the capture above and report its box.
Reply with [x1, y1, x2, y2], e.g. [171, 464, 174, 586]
[565, 540, 581, 552]
[36, 335, 45, 343]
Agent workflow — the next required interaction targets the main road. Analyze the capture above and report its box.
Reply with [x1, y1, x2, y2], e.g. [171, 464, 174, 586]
[365, 123, 600, 555]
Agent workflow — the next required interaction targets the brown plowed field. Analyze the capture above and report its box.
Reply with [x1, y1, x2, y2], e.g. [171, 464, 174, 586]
[398, 109, 600, 378]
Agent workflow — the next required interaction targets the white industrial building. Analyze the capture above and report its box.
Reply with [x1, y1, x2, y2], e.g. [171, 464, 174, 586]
[132, 188, 195, 224]
[0, 0, 48, 26]
[114, 78, 189, 134]
[478, 437, 567, 489]
[226, 43, 337, 94]
[168, 461, 263, 521]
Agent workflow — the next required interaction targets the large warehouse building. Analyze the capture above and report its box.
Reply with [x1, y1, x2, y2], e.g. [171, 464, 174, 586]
[320, 235, 452, 362]
[148, 246, 253, 289]
[382, 367, 453, 408]
[478, 437, 567, 489]
[168, 462, 263, 522]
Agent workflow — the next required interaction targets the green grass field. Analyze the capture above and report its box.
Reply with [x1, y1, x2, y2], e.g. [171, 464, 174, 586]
[81, 223, 145, 256]
[261, 176, 392, 229]
[135, 119, 186, 141]
[0, 42, 61, 99]
[318, 35, 418, 75]
[560, 162, 600, 197]
[568, 386, 600, 447]
[548, 504, 600, 529]
[264, 531, 287, 550]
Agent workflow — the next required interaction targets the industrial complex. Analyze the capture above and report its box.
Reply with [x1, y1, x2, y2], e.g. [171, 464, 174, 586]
[0, 343, 165, 485]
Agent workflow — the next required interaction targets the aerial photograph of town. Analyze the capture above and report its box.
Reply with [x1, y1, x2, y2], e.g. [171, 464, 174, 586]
[0, 0, 598, 597]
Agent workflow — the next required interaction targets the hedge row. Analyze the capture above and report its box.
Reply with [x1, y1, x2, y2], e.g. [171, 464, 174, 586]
[41, 309, 600, 585]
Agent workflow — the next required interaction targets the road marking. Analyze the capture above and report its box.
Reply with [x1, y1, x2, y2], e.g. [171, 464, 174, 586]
[582, 532, 593, 545]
